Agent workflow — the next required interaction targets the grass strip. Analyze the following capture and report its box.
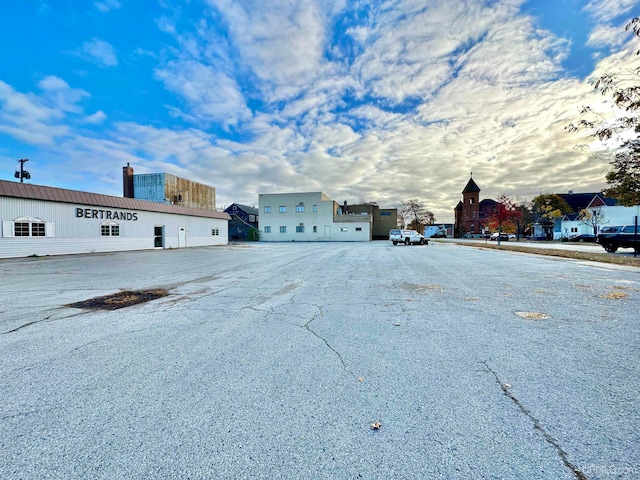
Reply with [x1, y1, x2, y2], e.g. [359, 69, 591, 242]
[450, 242, 640, 267]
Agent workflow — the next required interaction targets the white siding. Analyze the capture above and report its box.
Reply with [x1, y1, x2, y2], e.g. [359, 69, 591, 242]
[0, 197, 229, 259]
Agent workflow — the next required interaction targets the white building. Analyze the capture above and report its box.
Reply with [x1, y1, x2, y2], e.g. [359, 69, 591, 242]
[0, 180, 230, 259]
[561, 205, 640, 237]
[258, 192, 372, 242]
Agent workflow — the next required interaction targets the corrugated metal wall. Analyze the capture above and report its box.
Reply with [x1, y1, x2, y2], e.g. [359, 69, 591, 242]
[164, 174, 216, 211]
[133, 173, 166, 203]
[1, 197, 228, 259]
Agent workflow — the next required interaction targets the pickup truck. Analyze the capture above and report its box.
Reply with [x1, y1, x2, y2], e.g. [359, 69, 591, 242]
[596, 225, 640, 253]
[389, 229, 428, 245]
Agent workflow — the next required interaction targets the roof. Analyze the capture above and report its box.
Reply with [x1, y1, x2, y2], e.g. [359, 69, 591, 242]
[557, 192, 618, 212]
[225, 203, 258, 215]
[0, 180, 230, 221]
[462, 177, 481, 194]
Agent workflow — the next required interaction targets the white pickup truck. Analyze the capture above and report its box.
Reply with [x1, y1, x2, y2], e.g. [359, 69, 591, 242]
[389, 229, 428, 245]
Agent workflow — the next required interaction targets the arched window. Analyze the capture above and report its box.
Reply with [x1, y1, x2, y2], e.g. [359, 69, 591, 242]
[13, 216, 47, 237]
[101, 221, 120, 237]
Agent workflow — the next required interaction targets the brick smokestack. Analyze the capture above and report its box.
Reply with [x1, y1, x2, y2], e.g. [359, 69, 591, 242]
[123, 163, 134, 198]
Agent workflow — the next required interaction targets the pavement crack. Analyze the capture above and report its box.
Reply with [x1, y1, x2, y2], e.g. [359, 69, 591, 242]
[303, 307, 355, 378]
[481, 361, 588, 480]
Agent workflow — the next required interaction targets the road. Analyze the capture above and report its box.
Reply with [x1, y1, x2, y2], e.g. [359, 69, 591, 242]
[0, 242, 638, 479]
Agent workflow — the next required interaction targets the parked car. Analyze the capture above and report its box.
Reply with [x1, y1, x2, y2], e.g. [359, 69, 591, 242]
[568, 233, 596, 242]
[596, 225, 640, 253]
[489, 232, 509, 241]
[389, 229, 428, 245]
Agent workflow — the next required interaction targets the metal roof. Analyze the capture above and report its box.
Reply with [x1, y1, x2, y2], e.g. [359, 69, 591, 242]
[0, 180, 230, 221]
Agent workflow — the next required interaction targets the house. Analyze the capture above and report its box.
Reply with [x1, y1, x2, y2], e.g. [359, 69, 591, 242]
[258, 192, 372, 241]
[557, 193, 638, 238]
[224, 203, 259, 241]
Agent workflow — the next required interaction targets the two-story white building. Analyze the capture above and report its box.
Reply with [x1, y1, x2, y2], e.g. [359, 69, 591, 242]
[258, 192, 372, 242]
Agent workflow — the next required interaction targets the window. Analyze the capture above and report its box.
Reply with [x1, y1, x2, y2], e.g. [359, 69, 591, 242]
[101, 221, 120, 237]
[340, 227, 348, 232]
[279, 226, 287, 233]
[296, 205, 305, 212]
[14, 222, 29, 237]
[313, 226, 317, 233]
[13, 218, 46, 237]
[31, 223, 46, 236]
[313, 205, 318, 212]
[355, 227, 362, 232]
[381, 211, 391, 216]
[249, 215, 256, 222]
[264, 206, 271, 213]
[296, 226, 304, 233]
[264, 226, 271, 233]
[212, 228, 219, 236]
[279, 206, 287, 213]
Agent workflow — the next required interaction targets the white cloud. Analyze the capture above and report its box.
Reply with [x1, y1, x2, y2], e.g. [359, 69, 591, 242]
[74, 38, 118, 67]
[205, 0, 345, 101]
[155, 59, 251, 126]
[0, 81, 71, 145]
[584, 0, 637, 24]
[84, 111, 107, 124]
[94, 0, 121, 13]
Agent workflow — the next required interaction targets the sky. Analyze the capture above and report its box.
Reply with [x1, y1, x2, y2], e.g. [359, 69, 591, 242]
[1, 0, 639, 223]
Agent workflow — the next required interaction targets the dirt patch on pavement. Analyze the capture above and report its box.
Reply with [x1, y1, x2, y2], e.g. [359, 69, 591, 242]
[67, 289, 169, 310]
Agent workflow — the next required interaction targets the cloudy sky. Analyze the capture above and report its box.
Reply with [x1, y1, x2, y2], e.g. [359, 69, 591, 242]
[0, 0, 638, 222]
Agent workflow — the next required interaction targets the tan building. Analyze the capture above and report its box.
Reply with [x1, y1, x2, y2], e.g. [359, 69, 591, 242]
[344, 203, 397, 240]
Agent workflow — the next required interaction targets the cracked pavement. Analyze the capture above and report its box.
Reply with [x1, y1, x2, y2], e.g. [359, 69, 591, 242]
[0, 242, 638, 479]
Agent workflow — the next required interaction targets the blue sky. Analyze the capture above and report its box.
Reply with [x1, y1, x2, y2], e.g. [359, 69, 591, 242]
[0, 0, 638, 222]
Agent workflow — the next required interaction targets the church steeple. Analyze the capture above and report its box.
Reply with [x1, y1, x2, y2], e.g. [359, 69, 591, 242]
[462, 175, 481, 194]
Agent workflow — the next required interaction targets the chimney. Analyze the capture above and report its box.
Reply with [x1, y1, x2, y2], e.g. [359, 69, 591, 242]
[123, 163, 134, 198]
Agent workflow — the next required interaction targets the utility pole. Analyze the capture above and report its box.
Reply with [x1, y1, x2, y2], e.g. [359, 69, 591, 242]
[14, 158, 31, 182]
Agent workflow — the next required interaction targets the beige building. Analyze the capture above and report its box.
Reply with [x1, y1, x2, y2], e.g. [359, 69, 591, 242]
[258, 192, 372, 242]
[344, 203, 397, 240]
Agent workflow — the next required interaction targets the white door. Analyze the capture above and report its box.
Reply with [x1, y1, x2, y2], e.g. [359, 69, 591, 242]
[324, 225, 331, 238]
[178, 227, 186, 247]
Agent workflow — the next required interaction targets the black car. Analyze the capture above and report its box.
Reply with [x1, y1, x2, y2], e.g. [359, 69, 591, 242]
[568, 233, 596, 242]
[597, 225, 640, 253]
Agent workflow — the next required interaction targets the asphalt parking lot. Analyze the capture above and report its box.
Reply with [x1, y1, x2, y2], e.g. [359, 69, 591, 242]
[1, 242, 638, 479]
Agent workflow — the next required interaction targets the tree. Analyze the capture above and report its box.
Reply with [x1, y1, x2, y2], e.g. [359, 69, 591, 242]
[603, 141, 640, 205]
[531, 194, 573, 240]
[485, 194, 522, 245]
[514, 198, 535, 240]
[399, 199, 435, 232]
[578, 208, 607, 236]
[566, 18, 640, 206]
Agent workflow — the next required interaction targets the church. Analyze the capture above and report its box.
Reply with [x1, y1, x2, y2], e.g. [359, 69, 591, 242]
[453, 176, 496, 238]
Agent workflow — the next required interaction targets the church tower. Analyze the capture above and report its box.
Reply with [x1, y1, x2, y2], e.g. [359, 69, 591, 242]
[460, 175, 481, 236]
